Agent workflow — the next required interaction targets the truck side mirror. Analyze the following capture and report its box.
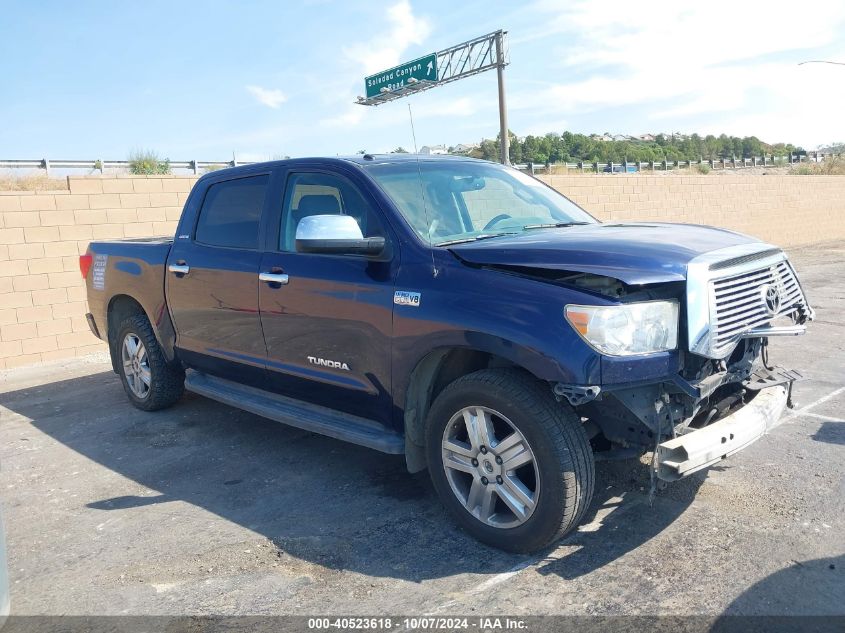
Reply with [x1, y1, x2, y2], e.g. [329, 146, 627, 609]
[294, 214, 385, 257]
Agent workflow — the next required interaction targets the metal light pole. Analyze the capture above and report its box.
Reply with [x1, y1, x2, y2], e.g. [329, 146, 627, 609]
[495, 31, 509, 165]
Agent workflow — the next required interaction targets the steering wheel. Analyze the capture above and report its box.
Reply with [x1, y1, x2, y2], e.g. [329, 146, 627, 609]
[483, 214, 513, 230]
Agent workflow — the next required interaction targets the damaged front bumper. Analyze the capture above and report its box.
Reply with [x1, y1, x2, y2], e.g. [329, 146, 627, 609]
[656, 385, 788, 481]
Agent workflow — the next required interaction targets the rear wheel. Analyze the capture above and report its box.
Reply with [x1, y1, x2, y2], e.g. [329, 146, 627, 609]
[426, 369, 594, 553]
[114, 314, 184, 411]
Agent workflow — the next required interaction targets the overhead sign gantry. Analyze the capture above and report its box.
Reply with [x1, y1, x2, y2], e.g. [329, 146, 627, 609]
[356, 30, 511, 165]
[364, 53, 438, 99]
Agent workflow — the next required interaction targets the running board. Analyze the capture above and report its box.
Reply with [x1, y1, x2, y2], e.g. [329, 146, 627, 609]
[184, 370, 404, 454]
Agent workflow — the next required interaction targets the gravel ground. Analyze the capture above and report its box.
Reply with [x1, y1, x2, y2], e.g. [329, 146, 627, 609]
[0, 242, 842, 621]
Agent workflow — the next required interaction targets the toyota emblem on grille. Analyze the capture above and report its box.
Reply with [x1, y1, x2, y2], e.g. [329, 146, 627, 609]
[762, 284, 781, 316]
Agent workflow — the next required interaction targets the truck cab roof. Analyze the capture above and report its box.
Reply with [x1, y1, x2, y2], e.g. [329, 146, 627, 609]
[198, 154, 490, 180]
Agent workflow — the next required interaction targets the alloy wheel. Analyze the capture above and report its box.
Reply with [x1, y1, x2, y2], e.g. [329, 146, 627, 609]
[121, 332, 151, 399]
[441, 406, 539, 528]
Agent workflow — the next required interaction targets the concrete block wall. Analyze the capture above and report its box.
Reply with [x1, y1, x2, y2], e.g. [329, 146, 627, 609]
[0, 176, 197, 369]
[538, 174, 845, 247]
[1, 173, 843, 370]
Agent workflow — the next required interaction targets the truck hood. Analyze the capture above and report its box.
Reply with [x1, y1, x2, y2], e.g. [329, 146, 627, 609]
[448, 222, 760, 285]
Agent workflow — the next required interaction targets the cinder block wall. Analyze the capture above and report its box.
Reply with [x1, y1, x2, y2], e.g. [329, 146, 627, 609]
[1, 173, 844, 370]
[539, 174, 845, 246]
[0, 176, 197, 369]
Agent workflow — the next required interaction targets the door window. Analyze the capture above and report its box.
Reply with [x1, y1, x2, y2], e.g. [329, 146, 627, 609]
[195, 175, 269, 249]
[280, 173, 385, 251]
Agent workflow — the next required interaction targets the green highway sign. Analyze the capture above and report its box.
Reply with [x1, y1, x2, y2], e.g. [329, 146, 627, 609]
[364, 53, 438, 98]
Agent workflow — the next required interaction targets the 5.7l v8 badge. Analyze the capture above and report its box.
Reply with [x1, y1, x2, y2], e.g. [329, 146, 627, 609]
[394, 291, 421, 307]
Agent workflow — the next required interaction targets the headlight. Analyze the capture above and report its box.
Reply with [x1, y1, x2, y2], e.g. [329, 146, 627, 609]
[565, 300, 679, 356]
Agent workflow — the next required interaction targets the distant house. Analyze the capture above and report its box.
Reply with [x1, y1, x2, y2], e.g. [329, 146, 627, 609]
[419, 144, 448, 155]
[612, 134, 631, 142]
[636, 133, 655, 142]
[452, 143, 479, 154]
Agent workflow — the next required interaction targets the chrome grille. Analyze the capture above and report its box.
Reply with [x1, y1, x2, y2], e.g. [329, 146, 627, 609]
[686, 243, 811, 359]
[708, 248, 782, 271]
[709, 261, 804, 356]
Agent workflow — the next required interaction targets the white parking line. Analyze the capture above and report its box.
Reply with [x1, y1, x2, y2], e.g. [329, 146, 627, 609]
[576, 495, 627, 532]
[782, 385, 845, 424]
[798, 411, 845, 423]
[427, 495, 643, 614]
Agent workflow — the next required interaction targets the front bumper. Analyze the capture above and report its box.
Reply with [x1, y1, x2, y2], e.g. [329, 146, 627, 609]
[656, 385, 788, 481]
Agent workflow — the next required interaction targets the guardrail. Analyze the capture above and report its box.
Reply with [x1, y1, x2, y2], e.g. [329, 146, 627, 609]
[1, 152, 841, 177]
[514, 152, 843, 174]
[0, 158, 257, 176]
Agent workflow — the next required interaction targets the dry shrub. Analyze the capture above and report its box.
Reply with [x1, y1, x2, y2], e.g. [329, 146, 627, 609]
[0, 175, 68, 191]
[789, 156, 845, 175]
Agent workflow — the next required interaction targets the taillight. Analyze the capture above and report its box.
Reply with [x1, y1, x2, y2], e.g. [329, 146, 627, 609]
[79, 254, 93, 279]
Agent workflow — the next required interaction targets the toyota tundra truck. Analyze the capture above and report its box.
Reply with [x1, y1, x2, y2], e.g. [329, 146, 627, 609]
[81, 155, 813, 553]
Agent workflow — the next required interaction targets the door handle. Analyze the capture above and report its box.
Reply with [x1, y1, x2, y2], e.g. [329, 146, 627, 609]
[259, 272, 290, 285]
[168, 263, 190, 275]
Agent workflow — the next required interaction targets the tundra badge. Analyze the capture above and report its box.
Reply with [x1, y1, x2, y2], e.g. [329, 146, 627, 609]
[308, 356, 350, 371]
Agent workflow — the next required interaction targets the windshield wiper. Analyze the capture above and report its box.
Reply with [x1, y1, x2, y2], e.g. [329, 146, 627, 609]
[435, 232, 518, 247]
[522, 221, 591, 230]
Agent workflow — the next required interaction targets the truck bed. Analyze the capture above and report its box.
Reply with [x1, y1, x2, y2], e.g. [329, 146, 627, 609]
[84, 237, 175, 354]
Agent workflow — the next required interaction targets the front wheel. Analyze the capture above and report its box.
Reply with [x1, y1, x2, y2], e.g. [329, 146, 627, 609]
[425, 369, 595, 553]
[114, 314, 184, 411]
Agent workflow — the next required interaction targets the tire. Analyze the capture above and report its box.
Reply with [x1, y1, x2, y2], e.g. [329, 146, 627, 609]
[425, 368, 595, 553]
[113, 313, 184, 411]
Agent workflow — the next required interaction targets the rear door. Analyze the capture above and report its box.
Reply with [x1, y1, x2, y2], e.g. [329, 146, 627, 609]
[166, 172, 272, 386]
[258, 168, 398, 424]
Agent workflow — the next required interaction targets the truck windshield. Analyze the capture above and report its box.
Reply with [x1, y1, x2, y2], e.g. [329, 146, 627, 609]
[364, 160, 597, 246]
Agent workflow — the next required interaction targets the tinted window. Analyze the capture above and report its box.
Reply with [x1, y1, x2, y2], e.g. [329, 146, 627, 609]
[280, 172, 385, 251]
[195, 175, 268, 249]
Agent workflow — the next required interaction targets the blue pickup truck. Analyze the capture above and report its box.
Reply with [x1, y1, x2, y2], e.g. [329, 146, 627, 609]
[82, 155, 813, 552]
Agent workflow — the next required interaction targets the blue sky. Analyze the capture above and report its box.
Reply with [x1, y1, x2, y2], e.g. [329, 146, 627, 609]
[1, 0, 844, 161]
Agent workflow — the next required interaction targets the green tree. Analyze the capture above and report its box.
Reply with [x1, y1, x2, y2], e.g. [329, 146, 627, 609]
[466, 129, 799, 164]
[479, 139, 499, 161]
[741, 136, 763, 158]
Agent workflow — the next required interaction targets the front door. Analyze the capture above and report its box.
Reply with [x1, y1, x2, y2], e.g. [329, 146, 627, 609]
[258, 169, 397, 425]
[166, 173, 271, 387]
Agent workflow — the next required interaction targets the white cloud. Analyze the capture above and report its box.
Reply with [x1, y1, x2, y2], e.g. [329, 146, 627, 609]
[508, 0, 845, 146]
[321, 94, 478, 130]
[343, 0, 432, 74]
[416, 97, 478, 118]
[320, 1, 432, 129]
[522, 0, 844, 64]
[246, 85, 288, 109]
[322, 107, 367, 128]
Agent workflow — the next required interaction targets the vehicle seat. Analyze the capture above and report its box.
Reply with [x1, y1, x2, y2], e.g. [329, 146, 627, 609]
[294, 194, 341, 224]
[286, 194, 342, 249]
